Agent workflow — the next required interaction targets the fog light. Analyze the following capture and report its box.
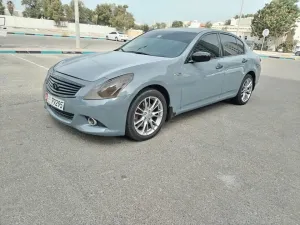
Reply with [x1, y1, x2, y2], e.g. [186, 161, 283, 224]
[87, 117, 97, 126]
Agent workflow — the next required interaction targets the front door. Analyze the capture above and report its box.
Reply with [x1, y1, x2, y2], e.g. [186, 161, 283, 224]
[180, 33, 224, 110]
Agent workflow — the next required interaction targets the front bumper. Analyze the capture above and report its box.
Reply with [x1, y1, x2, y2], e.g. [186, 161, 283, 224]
[43, 86, 131, 136]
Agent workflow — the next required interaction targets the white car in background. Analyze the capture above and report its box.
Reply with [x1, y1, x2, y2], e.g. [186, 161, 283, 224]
[106, 31, 129, 42]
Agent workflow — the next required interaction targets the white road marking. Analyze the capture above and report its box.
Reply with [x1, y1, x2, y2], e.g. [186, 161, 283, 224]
[11, 54, 49, 70]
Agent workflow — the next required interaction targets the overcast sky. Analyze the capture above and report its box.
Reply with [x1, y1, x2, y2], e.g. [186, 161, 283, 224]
[15, 0, 273, 24]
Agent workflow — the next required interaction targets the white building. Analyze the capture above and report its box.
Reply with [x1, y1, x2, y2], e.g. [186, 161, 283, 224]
[212, 17, 300, 51]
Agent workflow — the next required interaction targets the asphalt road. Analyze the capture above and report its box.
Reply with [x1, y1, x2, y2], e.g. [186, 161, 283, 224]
[1, 55, 300, 225]
[0, 35, 123, 50]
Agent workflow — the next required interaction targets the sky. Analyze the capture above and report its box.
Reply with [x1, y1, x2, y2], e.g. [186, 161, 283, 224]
[15, 0, 272, 24]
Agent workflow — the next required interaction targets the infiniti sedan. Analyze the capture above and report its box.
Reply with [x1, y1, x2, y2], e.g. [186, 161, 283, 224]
[43, 28, 261, 141]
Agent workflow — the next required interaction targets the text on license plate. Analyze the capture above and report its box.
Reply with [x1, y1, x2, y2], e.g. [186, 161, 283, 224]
[46, 93, 65, 111]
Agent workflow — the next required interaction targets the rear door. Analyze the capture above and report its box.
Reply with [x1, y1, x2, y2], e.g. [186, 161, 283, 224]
[218, 33, 247, 96]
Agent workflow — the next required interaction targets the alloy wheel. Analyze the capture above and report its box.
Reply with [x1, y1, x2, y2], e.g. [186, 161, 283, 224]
[133, 97, 164, 136]
[241, 78, 253, 103]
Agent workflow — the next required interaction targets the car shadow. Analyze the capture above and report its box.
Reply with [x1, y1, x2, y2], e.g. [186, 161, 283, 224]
[164, 100, 232, 129]
[51, 100, 232, 143]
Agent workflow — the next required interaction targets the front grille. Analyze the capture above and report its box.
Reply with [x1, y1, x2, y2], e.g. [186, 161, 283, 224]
[48, 105, 74, 120]
[46, 75, 82, 98]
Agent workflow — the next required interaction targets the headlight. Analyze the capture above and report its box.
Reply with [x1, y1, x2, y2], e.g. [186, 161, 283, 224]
[84, 73, 134, 100]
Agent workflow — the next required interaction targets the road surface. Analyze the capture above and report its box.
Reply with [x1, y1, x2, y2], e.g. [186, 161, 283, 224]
[1, 55, 300, 225]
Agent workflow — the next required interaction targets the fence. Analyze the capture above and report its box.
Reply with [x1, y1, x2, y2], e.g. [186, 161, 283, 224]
[1, 15, 116, 35]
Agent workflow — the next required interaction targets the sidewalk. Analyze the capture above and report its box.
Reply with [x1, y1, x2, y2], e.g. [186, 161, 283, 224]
[254, 50, 298, 60]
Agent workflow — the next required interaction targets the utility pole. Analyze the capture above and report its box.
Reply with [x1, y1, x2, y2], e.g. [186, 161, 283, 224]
[74, 0, 80, 49]
[236, 0, 245, 37]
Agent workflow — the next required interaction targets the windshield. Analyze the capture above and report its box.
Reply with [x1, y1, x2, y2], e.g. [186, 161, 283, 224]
[119, 30, 198, 58]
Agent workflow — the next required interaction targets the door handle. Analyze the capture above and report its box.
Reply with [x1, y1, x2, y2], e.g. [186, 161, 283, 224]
[216, 64, 223, 69]
[242, 58, 248, 63]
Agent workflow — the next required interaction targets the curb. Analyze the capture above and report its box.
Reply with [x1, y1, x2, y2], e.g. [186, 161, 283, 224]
[7, 32, 106, 40]
[0, 50, 98, 54]
[259, 55, 298, 60]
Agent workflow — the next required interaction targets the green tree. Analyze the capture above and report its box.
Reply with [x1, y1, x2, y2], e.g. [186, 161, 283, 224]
[0, 0, 5, 15]
[22, 0, 43, 18]
[49, 0, 63, 23]
[251, 0, 300, 46]
[205, 21, 212, 28]
[224, 19, 231, 25]
[140, 24, 149, 32]
[110, 4, 135, 31]
[94, 3, 113, 25]
[152, 22, 167, 29]
[172, 20, 183, 27]
[7, 0, 14, 15]
[68, 0, 89, 23]
[84, 7, 94, 23]
[63, 3, 72, 21]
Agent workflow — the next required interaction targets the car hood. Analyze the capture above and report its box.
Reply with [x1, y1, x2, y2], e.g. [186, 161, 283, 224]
[54, 51, 170, 82]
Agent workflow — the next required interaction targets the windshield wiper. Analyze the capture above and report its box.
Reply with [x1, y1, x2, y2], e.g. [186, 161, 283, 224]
[123, 50, 150, 55]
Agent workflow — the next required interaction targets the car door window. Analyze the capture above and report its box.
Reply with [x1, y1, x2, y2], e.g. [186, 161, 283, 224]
[236, 38, 245, 55]
[220, 34, 241, 57]
[193, 33, 220, 58]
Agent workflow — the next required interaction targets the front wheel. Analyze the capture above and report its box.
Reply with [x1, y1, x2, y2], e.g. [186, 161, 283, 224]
[126, 89, 167, 141]
[232, 74, 254, 105]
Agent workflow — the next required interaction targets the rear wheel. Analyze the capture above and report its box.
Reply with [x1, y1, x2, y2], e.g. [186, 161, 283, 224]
[296, 51, 300, 56]
[106, 36, 108, 40]
[115, 37, 118, 41]
[126, 89, 167, 141]
[232, 74, 254, 105]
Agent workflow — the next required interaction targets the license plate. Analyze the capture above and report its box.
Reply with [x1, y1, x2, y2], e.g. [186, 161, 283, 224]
[46, 93, 64, 111]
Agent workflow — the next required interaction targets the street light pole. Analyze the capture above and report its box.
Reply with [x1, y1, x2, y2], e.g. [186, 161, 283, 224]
[74, 0, 80, 49]
[236, 0, 245, 37]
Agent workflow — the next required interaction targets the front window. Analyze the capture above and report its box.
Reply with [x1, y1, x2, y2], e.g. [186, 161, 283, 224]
[118, 30, 198, 58]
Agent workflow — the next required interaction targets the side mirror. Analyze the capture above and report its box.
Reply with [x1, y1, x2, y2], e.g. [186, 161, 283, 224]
[191, 51, 211, 63]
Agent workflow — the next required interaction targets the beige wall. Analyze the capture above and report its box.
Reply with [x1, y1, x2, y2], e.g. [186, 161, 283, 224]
[127, 29, 143, 38]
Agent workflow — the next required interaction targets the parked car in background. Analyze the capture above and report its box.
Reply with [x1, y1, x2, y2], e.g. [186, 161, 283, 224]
[44, 28, 261, 141]
[293, 44, 300, 56]
[106, 31, 129, 42]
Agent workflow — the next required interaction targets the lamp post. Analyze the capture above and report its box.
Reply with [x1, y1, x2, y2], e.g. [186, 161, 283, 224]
[74, 0, 80, 49]
[236, 0, 245, 37]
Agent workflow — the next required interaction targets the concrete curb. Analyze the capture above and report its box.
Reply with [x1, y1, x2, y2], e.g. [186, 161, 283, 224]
[259, 55, 299, 60]
[7, 32, 106, 40]
[0, 49, 99, 54]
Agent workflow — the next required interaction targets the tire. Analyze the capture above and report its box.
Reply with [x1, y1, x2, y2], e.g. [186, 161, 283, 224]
[115, 37, 118, 41]
[296, 51, 300, 56]
[106, 36, 108, 40]
[232, 74, 254, 105]
[126, 89, 168, 141]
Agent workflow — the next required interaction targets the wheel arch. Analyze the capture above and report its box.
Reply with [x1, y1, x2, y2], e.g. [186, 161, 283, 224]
[247, 71, 256, 89]
[129, 83, 174, 121]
